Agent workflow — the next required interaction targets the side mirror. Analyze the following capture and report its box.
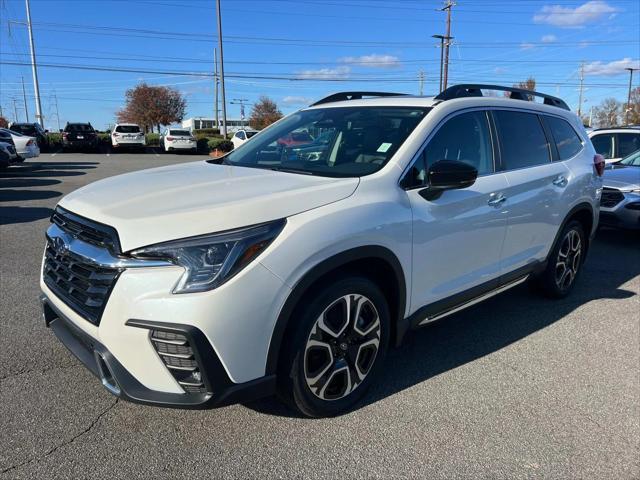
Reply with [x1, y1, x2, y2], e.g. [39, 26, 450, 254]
[419, 160, 478, 201]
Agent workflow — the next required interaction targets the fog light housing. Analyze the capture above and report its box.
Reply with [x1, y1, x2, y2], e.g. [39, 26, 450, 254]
[149, 329, 207, 393]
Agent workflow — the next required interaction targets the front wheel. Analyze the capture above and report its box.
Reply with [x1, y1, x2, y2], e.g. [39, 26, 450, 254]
[278, 276, 390, 417]
[535, 220, 586, 298]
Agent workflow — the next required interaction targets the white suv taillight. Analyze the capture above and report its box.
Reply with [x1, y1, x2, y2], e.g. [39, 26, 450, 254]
[594, 154, 605, 177]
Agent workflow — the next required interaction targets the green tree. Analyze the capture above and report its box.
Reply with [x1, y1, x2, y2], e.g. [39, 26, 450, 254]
[249, 96, 283, 130]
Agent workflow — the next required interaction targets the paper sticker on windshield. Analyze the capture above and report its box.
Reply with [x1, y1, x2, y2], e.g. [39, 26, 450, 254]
[377, 143, 392, 153]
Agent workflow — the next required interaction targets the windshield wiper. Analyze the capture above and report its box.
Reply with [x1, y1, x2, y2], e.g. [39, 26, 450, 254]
[268, 166, 316, 175]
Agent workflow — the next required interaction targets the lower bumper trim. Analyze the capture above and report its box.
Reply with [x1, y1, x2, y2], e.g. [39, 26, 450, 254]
[41, 296, 275, 409]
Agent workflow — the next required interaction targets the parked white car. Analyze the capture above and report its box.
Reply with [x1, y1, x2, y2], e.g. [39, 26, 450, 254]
[589, 127, 640, 163]
[231, 129, 259, 149]
[0, 128, 40, 159]
[160, 128, 197, 153]
[111, 123, 145, 150]
[41, 85, 602, 417]
[0, 141, 21, 168]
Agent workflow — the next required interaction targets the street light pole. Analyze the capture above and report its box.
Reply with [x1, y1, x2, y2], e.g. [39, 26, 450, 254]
[441, 0, 454, 90]
[25, 0, 43, 127]
[625, 67, 639, 125]
[230, 99, 249, 128]
[215, 0, 228, 138]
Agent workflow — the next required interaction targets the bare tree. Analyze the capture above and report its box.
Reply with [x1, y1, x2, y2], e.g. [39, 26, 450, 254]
[249, 96, 283, 130]
[626, 86, 640, 125]
[592, 98, 623, 128]
[0, 116, 8, 128]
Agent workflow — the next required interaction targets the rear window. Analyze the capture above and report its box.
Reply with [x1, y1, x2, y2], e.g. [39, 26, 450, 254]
[591, 134, 614, 159]
[10, 125, 36, 135]
[66, 124, 94, 132]
[493, 111, 550, 170]
[617, 133, 640, 158]
[115, 125, 140, 133]
[169, 130, 191, 136]
[545, 116, 583, 160]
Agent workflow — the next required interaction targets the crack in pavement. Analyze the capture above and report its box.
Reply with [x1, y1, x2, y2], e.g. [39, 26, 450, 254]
[0, 363, 79, 385]
[0, 398, 119, 476]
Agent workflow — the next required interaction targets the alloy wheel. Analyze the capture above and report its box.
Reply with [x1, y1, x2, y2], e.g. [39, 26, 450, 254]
[304, 294, 381, 401]
[555, 229, 582, 290]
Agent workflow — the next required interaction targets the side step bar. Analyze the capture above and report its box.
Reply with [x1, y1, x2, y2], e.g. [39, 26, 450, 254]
[418, 275, 529, 326]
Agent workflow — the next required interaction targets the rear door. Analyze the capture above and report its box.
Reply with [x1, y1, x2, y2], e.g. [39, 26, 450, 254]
[616, 132, 640, 159]
[493, 109, 571, 276]
[405, 109, 509, 311]
[590, 133, 615, 162]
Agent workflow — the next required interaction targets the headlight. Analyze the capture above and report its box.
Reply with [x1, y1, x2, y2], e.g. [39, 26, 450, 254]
[130, 219, 285, 293]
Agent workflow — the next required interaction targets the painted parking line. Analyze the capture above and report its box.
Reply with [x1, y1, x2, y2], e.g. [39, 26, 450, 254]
[50, 149, 62, 157]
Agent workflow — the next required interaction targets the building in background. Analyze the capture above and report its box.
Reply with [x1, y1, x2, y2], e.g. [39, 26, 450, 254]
[182, 117, 247, 133]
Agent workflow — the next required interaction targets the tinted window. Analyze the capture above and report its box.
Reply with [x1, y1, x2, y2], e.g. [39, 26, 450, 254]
[169, 130, 191, 136]
[246, 131, 258, 138]
[65, 124, 93, 132]
[494, 111, 550, 169]
[617, 133, 640, 158]
[223, 107, 429, 178]
[236, 131, 246, 140]
[545, 116, 583, 160]
[590, 134, 614, 159]
[115, 125, 140, 133]
[10, 125, 36, 136]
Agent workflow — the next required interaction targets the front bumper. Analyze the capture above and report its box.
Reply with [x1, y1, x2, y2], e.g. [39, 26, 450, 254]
[600, 191, 640, 230]
[41, 295, 275, 408]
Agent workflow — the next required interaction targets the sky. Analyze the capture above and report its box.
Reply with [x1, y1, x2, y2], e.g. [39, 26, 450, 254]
[0, 0, 639, 131]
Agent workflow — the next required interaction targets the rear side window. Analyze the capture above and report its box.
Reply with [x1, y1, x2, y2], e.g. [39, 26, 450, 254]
[590, 134, 614, 159]
[617, 133, 640, 158]
[545, 116, 583, 160]
[493, 111, 550, 170]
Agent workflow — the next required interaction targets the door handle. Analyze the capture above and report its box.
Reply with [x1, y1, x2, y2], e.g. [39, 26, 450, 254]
[553, 175, 568, 188]
[488, 193, 507, 207]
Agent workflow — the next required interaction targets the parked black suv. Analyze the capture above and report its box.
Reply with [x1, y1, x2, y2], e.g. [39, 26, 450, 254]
[62, 123, 99, 152]
[9, 122, 50, 151]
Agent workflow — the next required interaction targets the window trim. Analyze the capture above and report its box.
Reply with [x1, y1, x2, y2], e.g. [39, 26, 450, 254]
[399, 107, 497, 190]
[540, 114, 585, 162]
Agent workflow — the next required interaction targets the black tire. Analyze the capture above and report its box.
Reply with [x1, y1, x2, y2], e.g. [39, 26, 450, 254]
[535, 220, 586, 298]
[278, 276, 390, 417]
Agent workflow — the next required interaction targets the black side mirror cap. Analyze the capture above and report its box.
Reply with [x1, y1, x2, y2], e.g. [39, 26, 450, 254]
[419, 160, 478, 201]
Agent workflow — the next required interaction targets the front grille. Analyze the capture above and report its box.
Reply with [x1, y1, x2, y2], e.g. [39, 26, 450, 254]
[43, 243, 121, 325]
[600, 188, 625, 208]
[150, 330, 207, 393]
[52, 207, 121, 254]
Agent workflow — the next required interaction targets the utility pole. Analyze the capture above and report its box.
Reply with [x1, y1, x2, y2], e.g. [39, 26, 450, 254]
[53, 92, 61, 132]
[577, 62, 585, 118]
[21, 76, 29, 122]
[230, 98, 249, 128]
[432, 34, 452, 92]
[12, 98, 19, 123]
[418, 70, 425, 96]
[624, 67, 639, 125]
[441, 0, 454, 90]
[25, 0, 43, 126]
[214, 47, 219, 130]
[215, 0, 228, 137]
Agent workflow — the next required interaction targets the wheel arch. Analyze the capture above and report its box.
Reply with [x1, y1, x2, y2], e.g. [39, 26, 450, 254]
[550, 202, 596, 260]
[265, 245, 407, 376]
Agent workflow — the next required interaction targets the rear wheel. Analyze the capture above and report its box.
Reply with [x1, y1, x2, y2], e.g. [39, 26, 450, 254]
[278, 276, 389, 417]
[536, 220, 585, 298]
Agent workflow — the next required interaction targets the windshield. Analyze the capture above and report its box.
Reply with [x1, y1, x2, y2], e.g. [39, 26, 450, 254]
[221, 106, 429, 177]
[115, 125, 141, 133]
[169, 130, 191, 136]
[619, 148, 640, 166]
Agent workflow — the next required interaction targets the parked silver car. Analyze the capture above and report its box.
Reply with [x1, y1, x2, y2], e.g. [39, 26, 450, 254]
[600, 149, 640, 230]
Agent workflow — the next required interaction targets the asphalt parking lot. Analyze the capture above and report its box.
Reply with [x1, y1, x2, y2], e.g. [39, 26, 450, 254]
[1, 152, 638, 479]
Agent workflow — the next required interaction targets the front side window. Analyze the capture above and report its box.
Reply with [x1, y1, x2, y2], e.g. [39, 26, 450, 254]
[221, 106, 429, 177]
[617, 133, 640, 158]
[545, 116, 583, 160]
[590, 134, 614, 159]
[494, 110, 550, 170]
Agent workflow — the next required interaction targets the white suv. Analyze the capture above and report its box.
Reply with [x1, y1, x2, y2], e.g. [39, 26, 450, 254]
[40, 85, 603, 417]
[111, 123, 146, 151]
[589, 127, 640, 163]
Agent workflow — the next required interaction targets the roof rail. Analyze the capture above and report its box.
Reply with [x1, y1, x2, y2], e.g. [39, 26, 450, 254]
[434, 84, 570, 111]
[591, 125, 640, 131]
[311, 91, 407, 106]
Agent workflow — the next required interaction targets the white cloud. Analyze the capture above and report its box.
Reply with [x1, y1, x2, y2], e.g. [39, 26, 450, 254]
[583, 58, 640, 76]
[295, 66, 351, 80]
[541, 34, 557, 43]
[533, 1, 617, 27]
[493, 67, 508, 75]
[520, 42, 536, 50]
[282, 96, 314, 106]
[339, 54, 401, 69]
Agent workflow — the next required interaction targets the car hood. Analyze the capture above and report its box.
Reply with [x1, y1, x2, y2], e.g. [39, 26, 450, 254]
[603, 166, 640, 190]
[59, 160, 359, 251]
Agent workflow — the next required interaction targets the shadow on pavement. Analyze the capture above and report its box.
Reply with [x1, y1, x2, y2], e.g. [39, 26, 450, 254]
[0, 206, 54, 225]
[247, 229, 639, 418]
[0, 178, 62, 188]
[0, 189, 62, 202]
